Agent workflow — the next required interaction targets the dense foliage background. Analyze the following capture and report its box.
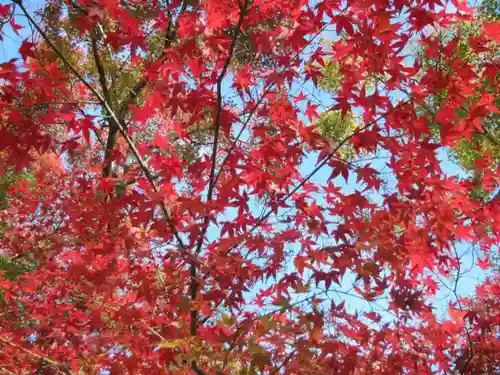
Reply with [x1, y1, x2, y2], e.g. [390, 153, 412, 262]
[0, 0, 498, 374]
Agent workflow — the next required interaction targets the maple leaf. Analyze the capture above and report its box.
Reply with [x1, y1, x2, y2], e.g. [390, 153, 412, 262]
[19, 40, 36, 60]
[294, 255, 308, 275]
[409, 252, 436, 274]
[483, 22, 500, 43]
[448, 305, 467, 326]
[335, 16, 355, 37]
[294, 92, 307, 103]
[329, 160, 349, 182]
[0, 4, 10, 18]
[356, 166, 382, 191]
[477, 256, 493, 270]
[410, 8, 435, 31]
[9, 19, 23, 36]
[305, 102, 320, 122]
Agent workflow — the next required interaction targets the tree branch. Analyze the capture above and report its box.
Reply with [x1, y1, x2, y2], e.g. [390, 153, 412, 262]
[450, 243, 475, 375]
[184, 7, 249, 375]
[206, 1, 249, 204]
[211, 24, 328, 196]
[191, 361, 208, 375]
[189, 0, 250, 347]
[13, 0, 187, 250]
[115, 0, 188, 125]
[481, 127, 500, 147]
[0, 337, 74, 375]
[90, 29, 118, 177]
[269, 349, 297, 375]
[212, 84, 271, 188]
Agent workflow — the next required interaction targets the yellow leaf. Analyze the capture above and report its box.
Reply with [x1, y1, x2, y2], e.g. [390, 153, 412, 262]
[158, 338, 184, 349]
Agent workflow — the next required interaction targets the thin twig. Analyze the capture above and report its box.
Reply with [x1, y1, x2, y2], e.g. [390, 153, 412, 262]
[450, 243, 475, 374]
[269, 349, 297, 375]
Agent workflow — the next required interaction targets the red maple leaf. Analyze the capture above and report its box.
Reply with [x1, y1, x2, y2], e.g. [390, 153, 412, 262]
[483, 22, 500, 43]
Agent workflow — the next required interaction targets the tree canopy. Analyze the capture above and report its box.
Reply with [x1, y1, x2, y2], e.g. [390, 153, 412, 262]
[416, 0, 500, 201]
[0, 0, 499, 374]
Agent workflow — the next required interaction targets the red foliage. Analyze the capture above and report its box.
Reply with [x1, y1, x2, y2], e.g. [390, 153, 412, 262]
[0, 0, 498, 374]
[458, 272, 500, 375]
